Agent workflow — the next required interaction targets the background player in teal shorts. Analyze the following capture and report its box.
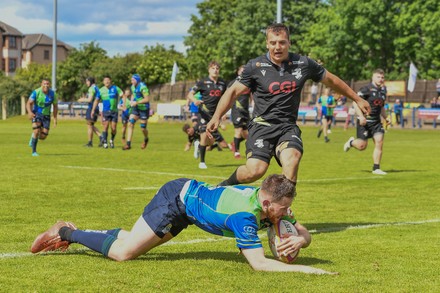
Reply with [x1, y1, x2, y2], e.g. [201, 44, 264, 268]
[26, 78, 58, 156]
[91, 76, 123, 149]
[316, 87, 336, 143]
[119, 88, 132, 147]
[31, 174, 336, 274]
[123, 74, 150, 150]
[77, 77, 102, 147]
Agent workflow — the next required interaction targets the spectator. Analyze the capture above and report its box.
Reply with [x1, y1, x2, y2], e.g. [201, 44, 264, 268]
[431, 97, 440, 109]
[436, 79, 440, 98]
[309, 82, 318, 106]
[393, 99, 403, 125]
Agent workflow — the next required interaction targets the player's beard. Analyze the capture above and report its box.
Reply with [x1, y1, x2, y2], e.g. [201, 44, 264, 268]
[266, 205, 281, 224]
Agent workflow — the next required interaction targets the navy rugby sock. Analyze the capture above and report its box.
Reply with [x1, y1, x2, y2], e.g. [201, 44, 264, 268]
[69, 229, 117, 257]
[218, 169, 239, 186]
[199, 145, 207, 162]
[373, 164, 380, 171]
[32, 138, 38, 153]
[234, 137, 241, 151]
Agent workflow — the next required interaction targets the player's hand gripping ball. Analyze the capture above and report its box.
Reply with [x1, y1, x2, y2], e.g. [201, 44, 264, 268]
[267, 219, 300, 263]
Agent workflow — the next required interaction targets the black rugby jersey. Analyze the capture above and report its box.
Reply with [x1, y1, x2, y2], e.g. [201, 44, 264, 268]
[192, 77, 226, 116]
[238, 52, 325, 124]
[228, 80, 251, 115]
[188, 124, 201, 143]
[358, 83, 387, 122]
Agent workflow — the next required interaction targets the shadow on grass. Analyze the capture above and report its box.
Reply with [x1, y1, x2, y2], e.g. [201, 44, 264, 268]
[42, 249, 334, 266]
[213, 164, 242, 168]
[361, 169, 425, 174]
[42, 154, 83, 156]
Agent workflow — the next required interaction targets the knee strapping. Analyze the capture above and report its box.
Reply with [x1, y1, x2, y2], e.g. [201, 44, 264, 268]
[129, 118, 136, 124]
[39, 132, 49, 139]
[140, 123, 146, 129]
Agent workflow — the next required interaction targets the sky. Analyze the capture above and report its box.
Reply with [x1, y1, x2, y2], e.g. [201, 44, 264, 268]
[0, 0, 200, 56]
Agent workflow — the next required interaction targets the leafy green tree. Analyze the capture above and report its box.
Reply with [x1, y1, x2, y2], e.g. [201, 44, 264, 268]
[185, 0, 320, 80]
[15, 63, 52, 91]
[300, 0, 400, 80]
[392, 0, 440, 79]
[89, 53, 143, 90]
[57, 41, 107, 101]
[14, 63, 52, 95]
[136, 44, 188, 85]
[0, 73, 29, 101]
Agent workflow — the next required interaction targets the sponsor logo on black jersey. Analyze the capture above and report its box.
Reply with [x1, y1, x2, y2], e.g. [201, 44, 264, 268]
[291, 68, 302, 80]
[256, 62, 272, 68]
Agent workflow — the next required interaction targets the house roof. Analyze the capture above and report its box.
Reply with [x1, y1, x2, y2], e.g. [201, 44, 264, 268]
[22, 33, 73, 51]
[0, 21, 24, 36]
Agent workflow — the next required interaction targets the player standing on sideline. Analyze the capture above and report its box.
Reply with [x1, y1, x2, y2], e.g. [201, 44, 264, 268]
[30, 174, 336, 274]
[230, 65, 252, 159]
[343, 69, 390, 175]
[207, 23, 370, 186]
[119, 88, 132, 147]
[26, 78, 58, 156]
[77, 77, 102, 147]
[123, 74, 150, 150]
[187, 61, 227, 169]
[91, 76, 123, 149]
[316, 88, 336, 143]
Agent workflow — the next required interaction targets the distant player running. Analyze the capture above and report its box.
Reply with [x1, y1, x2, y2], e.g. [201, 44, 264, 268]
[343, 69, 390, 175]
[187, 61, 227, 169]
[316, 88, 336, 143]
[123, 74, 150, 150]
[31, 174, 336, 274]
[26, 78, 58, 156]
[230, 65, 252, 159]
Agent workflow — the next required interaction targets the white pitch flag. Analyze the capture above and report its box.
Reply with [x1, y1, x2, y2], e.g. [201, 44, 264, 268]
[171, 62, 179, 86]
[407, 62, 418, 93]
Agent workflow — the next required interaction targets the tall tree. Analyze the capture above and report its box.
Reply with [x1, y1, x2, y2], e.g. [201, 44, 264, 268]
[392, 0, 440, 79]
[89, 53, 143, 90]
[300, 0, 399, 80]
[136, 44, 188, 85]
[57, 42, 107, 100]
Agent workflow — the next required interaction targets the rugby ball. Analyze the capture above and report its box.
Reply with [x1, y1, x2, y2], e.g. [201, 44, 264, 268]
[267, 219, 300, 263]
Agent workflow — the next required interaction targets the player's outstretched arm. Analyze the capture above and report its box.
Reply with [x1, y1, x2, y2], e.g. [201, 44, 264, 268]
[241, 247, 338, 274]
[321, 71, 370, 116]
[207, 81, 248, 133]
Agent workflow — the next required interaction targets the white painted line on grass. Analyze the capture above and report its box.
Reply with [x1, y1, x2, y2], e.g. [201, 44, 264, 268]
[62, 165, 381, 184]
[308, 218, 440, 234]
[2, 218, 439, 260]
[298, 176, 383, 183]
[122, 187, 161, 190]
[61, 165, 226, 180]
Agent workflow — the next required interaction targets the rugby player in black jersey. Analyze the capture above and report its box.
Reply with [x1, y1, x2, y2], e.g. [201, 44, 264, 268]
[206, 23, 370, 186]
[229, 65, 252, 159]
[343, 69, 390, 175]
[187, 61, 228, 169]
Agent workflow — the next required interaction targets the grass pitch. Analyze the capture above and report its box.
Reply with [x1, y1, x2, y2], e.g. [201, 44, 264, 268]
[0, 116, 439, 292]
